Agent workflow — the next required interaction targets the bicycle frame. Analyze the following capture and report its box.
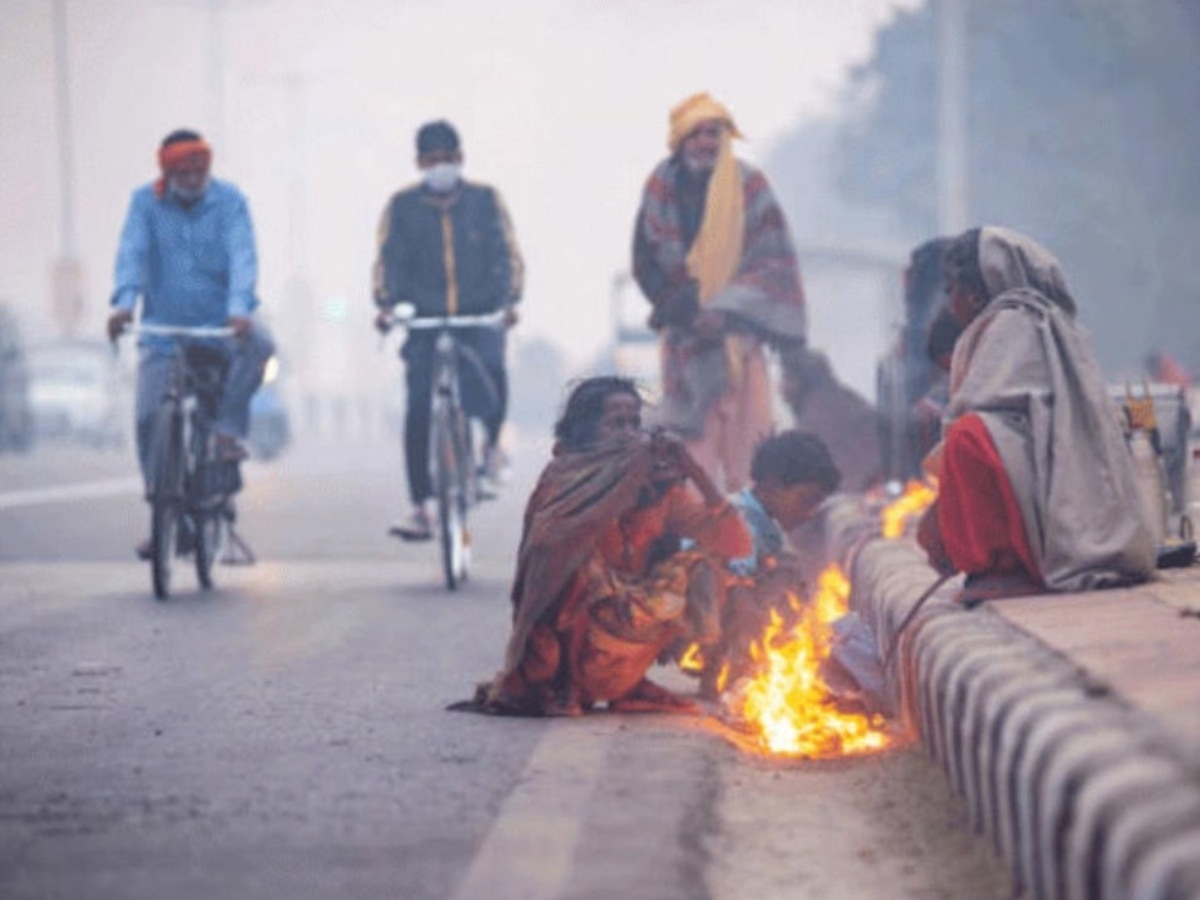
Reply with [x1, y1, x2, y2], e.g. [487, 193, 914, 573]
[126, 324, 245, 598]
[388, 307, 505, 589]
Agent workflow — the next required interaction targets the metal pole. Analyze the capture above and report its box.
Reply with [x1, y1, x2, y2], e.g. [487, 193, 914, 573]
[208, 0, 225, 149]
[52, 0, 83, 337]
[284, 74, 309, 278]
[52, 0, 76, 260]
[936, 0, 969, 233]
[280, 73, 319, 432]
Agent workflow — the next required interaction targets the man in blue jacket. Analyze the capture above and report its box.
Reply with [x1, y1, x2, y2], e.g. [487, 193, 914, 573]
[107, 128, 274, 559]
[373, 120, 524, 541]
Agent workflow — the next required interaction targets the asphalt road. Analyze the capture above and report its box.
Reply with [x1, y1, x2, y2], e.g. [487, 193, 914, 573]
[0, 433, 1013, 899]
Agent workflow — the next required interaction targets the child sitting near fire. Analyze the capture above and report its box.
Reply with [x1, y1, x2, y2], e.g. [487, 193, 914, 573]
[684, 430, 841, 698]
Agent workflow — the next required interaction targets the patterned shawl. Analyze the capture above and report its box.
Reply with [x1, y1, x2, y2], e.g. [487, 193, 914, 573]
[500, 438, 657, 674]
[633, 158, 806, 433]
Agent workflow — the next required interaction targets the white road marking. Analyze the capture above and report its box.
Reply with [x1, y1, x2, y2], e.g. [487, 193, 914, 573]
[449, 722, 613, 900]
[0, 477, 141, 510]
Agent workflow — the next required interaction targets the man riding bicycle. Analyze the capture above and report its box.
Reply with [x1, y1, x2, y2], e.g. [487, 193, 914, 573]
[373, 120, 524, 541]
[107, 128, 275, 560]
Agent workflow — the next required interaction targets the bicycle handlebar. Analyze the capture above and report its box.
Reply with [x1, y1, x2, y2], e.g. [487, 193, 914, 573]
[387, 309, 508, 331]
[126, 323, 237, 339]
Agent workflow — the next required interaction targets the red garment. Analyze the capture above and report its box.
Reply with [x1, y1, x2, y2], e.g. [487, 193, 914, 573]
[597, 481, 751, 576]
[938, 413, 1041, 583]
[158, 139, 212, 172]
[482, 439, 751, 714]
[1149, 352, 1192, 388]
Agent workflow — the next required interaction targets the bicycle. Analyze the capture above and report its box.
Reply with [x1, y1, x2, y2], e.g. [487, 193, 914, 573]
[385, 304, 506, 590]
[123, 324, 254, 600]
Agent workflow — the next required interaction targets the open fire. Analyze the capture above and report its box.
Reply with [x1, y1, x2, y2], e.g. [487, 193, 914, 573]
[880, 479, 938, 539]
[693, 483, 938, 759]
[721, 564, 893, 759]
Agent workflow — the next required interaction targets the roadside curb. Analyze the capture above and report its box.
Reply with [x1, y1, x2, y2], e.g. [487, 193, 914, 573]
[822, 498, 1200, 899]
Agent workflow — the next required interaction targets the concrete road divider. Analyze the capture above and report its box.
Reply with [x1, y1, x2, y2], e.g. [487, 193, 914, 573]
[818, 496, 1200, 900]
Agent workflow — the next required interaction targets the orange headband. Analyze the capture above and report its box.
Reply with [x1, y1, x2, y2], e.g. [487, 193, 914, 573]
[158, 139, 212, 173]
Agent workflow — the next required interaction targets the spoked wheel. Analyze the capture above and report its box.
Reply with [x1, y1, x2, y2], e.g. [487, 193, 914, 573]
[151, 500, 178, 600]
[149, 403, 184, 601]
[435, 419, 470, 590]
[194, 508, 226, 590]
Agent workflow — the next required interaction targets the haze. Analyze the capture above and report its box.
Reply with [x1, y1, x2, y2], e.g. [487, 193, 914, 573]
[2, 0, 916, 416]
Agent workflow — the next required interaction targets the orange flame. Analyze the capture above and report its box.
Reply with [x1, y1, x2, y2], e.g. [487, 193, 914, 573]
[880, 479, 938, 539]
[679, 643, 729, 692]
[678, 642, 705, 674]
[714, 661, 730, 695]
[725, 564, 892, 759]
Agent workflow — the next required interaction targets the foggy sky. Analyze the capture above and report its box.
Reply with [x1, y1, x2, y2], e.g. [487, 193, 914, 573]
[1, 0, 916, 396]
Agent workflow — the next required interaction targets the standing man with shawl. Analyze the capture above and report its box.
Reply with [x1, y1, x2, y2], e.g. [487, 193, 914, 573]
[918, 226, 1155, 603]
[632, 92, 807, 493]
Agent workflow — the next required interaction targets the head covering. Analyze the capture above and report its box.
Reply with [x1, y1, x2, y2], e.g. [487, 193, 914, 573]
[977, 225, 1076, 315]
[667, 92, 743, 153]
[416, 120, 460, 156]
[154, 131, 212, 198]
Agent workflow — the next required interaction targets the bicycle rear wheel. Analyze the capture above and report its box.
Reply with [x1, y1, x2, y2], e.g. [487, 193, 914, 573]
[149, 403, 184, 600]
[434, 409, 471, 590]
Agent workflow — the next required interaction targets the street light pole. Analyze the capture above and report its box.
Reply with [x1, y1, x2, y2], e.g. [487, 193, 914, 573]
[51, 0, 83, 338]
[278, 73, 324, 435]
[159, 0, 268, 157]
[207, 0, 226, 149]
[936, 0, 970, 233]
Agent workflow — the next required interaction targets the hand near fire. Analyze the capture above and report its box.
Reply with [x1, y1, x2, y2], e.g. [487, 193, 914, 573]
[757, 552, 808, 599]
[648, 429, 723, 506]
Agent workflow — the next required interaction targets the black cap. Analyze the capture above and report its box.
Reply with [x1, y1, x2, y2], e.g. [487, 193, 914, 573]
[416, 120, 460, 156]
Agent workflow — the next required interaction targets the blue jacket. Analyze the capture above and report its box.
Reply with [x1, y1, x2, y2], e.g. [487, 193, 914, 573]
[372, 180, 523, 316]
[111, 179, 259, 331]
[728, 487, 785, 577]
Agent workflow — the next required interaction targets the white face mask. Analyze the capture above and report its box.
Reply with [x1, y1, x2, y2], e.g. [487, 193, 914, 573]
[423, 162, 461, 193]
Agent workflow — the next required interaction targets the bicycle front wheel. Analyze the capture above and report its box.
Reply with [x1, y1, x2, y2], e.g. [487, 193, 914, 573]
[434, 409, 470, 590]
[194, 509, 226, 590]
[149, 403, 184, 600]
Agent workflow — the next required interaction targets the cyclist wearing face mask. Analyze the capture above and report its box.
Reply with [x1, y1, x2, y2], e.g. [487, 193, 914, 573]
[373, 120, 525, 541]
[107, 128, 275, 561]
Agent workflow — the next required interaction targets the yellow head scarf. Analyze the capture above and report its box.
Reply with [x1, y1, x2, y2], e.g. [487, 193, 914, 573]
[667, 92, 745, 307]
[665, 94, 751, 387]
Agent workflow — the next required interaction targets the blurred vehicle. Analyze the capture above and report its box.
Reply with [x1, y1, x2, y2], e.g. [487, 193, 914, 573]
[27, 339, 130, 448]
[0, 303, 33, 453]
[1110, 380, 1192, 532]
[247, 353, 291, 460]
